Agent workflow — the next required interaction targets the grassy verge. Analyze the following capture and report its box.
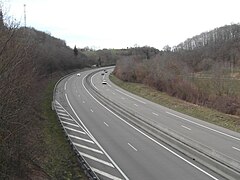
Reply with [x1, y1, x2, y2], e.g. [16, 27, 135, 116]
[41, 80, 87, 179]
[110, 74, 240, 133]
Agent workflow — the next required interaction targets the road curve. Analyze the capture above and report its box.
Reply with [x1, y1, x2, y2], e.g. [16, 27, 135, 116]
[54, 68, 233, 180]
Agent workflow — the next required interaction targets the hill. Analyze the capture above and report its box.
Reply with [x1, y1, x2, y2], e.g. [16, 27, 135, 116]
[0, 13, 89, 179]
[114, 24, 240, 116]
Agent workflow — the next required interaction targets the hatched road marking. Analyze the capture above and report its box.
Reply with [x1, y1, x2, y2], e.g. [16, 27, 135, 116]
[59, 116, 73, 121]
[68, 134, 94, 144]
[91, 167, 122, 180]
[80, 152, 114, 168]
[64, 127, 86, 134]
[73, 142, 103, 154]
[61, 121, 79, 127]
[55, 101, 124, 180]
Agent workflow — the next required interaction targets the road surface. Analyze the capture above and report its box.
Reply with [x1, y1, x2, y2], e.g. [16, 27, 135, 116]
[54, 68, 240, 179]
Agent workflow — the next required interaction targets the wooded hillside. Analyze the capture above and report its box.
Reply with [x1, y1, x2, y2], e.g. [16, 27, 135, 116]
[114, 24, 240, 116]
[0, 10, 89, 178]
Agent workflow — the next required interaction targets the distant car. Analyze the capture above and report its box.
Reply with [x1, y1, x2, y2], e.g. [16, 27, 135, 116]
[101, 73, 105, 75]
[77, 73, 81, 76]
[105, 70, 108, 73]
[102, 80, 107, 85]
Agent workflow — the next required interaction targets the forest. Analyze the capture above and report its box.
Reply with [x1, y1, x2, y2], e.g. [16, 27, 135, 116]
[1, 2, 240, 178]
[114, 24, 240, 115]
[0, 6, 127, 178]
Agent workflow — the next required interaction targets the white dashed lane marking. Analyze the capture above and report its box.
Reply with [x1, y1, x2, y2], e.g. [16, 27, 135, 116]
[128, 143, 138, 152]
[115, 88, 146, 104]
[181, 125, 192, 131]
[104, 122, 109, 127]
[233, 146, 240, 152]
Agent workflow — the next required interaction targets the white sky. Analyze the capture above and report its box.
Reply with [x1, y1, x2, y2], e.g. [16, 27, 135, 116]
[4, 0, 240, 50]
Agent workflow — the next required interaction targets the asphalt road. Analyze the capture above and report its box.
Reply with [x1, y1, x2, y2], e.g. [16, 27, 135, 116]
[53, 68, 237, 180]
[93, 68, 240, 163]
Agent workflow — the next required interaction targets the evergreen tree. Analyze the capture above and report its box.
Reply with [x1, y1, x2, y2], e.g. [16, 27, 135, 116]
[73, 45, 78, 56]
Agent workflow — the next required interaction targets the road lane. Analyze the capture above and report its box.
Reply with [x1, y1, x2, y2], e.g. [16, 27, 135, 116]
[54, 69, 226, 180]
[92, 69, 240, 163]
[52, 68, 239, 179]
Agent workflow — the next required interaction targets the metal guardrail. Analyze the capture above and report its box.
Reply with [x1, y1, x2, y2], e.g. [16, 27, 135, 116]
[52, 69, 99, 180]
[85, 71, 240, 180]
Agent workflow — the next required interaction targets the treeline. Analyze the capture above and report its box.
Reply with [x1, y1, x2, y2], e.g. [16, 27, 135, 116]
[0, 10, 89, 178]
[173, 24, 240, 51]
[81, 46, 159, 67]
[114, 24, 240, 116]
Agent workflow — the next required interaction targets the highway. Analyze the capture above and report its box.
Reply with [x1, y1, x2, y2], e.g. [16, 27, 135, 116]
[54, 68, 240, 180]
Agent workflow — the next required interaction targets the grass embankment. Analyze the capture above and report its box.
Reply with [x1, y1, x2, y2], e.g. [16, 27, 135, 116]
[41, 80, 87, 179]
[110, 74, 240, 133]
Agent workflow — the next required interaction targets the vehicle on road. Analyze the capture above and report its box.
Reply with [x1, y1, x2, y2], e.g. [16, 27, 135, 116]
[77, 73, 81, 76]
[102, 80, 107, 85]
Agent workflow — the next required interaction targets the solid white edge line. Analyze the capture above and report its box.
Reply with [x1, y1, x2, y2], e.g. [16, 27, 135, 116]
[91, 73, 99, 90]
[69, 134, 95, 144]
[64, 76, 74, 90]
[55, 100, 86, 132]
[64, 91, 129, 180]
[82, 75, 130, 180]
[91, 167, 122, 180]
[80, 152, 114, 168]
[128, 143, 138, 152]
[115, 89, 146, 104]
[167, 111, 240, 141]
[73, 142, 103, 154]
[83, 73, 218, 180]
[64, 94, 94, 139]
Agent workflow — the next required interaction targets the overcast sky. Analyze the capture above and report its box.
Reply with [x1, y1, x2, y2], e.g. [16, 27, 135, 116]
[4, 0, 240, 50]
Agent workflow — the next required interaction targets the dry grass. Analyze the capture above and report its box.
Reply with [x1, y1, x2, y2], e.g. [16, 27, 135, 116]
[110, 74, 240, 132]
